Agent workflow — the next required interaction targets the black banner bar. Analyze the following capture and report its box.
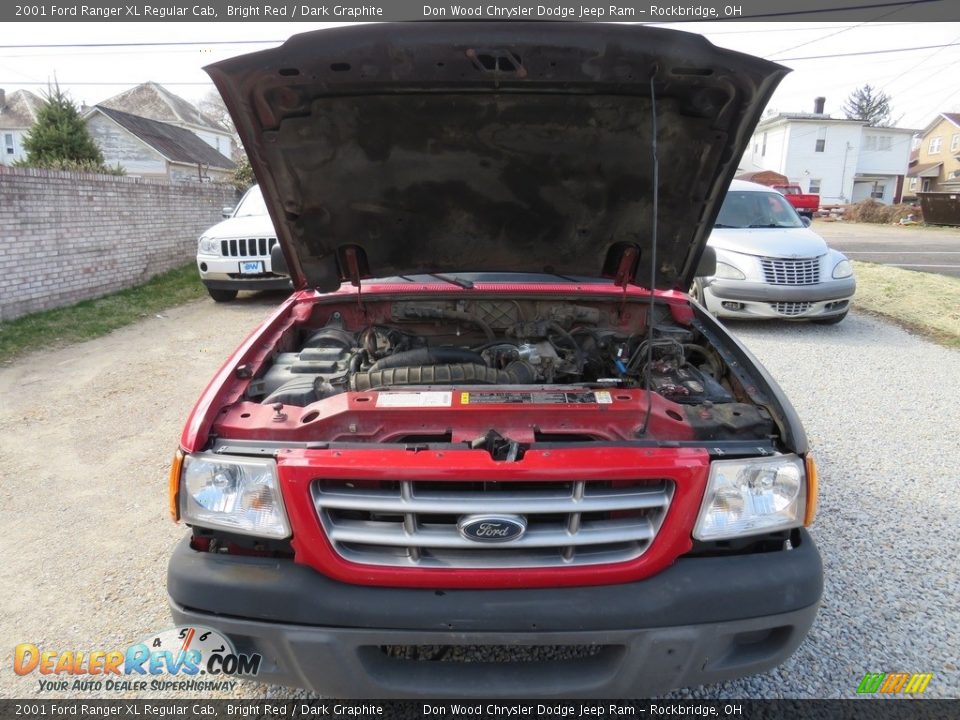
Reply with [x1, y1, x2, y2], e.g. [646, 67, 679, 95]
[3, 0, 960, 23]
[1, 701, 959, 720]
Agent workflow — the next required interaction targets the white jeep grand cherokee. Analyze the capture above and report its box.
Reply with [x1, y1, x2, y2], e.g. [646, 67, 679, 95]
[196, 184, 292, 302]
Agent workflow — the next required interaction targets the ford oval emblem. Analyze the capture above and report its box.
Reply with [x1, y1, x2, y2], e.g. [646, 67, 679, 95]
[458, 514, 527, 543]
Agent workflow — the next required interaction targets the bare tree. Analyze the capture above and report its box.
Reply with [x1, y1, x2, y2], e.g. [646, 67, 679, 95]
[198, 87, 244, 160]
[842, 84, 893, 127]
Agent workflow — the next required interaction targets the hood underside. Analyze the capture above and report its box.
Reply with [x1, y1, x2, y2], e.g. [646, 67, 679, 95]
[206, 23, 787, 292]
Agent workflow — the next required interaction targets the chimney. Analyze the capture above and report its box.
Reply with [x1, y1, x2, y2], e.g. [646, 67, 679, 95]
[814, 96, 826, 115]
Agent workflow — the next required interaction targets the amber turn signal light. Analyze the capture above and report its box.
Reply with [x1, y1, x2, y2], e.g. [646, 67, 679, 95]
[804, 453, 818, 526]
[169, 449, 185, 522]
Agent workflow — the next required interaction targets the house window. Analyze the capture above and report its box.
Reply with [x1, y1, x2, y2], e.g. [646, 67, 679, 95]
[808, 178, 822, 194]
[928, 136, 942, 154]
[4, 133, 13, 155]
[761, 132, 767, 157]
[878, 136, 892, 151]
[952, 134, 960, 153]
[863, 136, 877, 151]
[871, 183, 886, 200]
[815, 127, 826, 153]
[909, 177, 917, 190]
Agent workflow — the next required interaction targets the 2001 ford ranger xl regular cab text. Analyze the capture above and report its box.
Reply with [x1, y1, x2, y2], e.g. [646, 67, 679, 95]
[167, 23, 823, 698]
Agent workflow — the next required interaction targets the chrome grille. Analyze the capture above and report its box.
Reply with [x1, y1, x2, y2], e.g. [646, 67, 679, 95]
[220, 237, 278, 258]
[759, 257, 821, 285]
[771, 302, 813, 316]
[312, 479, 673, 568]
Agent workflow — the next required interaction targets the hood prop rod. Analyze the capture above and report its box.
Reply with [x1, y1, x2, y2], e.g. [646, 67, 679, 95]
[640, 69, 660, 437]
[343, 246, 365, 314]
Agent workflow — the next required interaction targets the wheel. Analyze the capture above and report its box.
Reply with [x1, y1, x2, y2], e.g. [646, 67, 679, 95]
[206, 287, 238, 303]
[689, 278, 705, 305]
[812, 310, 847, 325]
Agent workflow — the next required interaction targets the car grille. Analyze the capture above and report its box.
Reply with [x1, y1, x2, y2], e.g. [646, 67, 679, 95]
[759, 257, 821, 285]
[220, 237, 278, 258]
[312, 479, 674, 569]
[771, 302, 813, 316]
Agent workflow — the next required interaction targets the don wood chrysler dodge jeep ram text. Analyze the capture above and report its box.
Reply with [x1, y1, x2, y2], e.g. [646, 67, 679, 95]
[167, 23, 823, 698]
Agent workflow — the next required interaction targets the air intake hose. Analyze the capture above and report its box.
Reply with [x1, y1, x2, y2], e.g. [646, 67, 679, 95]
[351, 361, 536, 392]
[368, 347, 485, 372]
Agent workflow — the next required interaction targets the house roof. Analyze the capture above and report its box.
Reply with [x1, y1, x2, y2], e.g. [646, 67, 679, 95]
[755, 112, 866, 130]
[907, 161, 942, 179]
[0, 89, 44, 130]
[919, 112, 960, 137]
[98, 82, 228, 134]
[92, 105, 235, 170]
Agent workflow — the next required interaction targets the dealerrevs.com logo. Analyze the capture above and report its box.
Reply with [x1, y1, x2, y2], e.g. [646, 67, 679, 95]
[14, 626, 262, 692]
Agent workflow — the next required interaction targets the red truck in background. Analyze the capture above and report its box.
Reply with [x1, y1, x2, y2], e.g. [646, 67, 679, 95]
[772, 184, 820, 219]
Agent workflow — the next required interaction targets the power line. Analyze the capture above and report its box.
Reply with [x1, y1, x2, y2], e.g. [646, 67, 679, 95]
[0, 40, 282, 50]
[766, 4, 913, 60]
[777, 42, 959, 61]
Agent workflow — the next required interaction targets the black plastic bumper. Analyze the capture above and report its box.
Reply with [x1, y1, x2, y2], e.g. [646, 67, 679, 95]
[168, 531, 822, 697]
[201, 277, 292, 291]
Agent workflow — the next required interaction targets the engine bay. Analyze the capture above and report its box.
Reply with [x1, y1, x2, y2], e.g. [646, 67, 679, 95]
[220, 296, 777, 446]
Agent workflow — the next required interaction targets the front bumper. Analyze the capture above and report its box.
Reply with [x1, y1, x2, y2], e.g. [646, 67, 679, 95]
[167, 530, 822, 698]
[702, 277, 855, 319]
[197, 257, 292, 291]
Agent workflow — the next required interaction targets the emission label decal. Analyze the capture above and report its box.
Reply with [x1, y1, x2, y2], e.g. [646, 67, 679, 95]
[375, 391, 453, 408]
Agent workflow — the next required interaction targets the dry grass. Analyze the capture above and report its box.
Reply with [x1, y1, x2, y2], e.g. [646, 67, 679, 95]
[852, 261, 960, 348]
[842, 200, 919, 224]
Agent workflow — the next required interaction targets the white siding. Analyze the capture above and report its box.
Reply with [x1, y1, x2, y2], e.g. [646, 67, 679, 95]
[856, 130, 913, 176]
[780, 122, 864, 205]
[1, 129, 28, 165]
[85, 113, 168, 178]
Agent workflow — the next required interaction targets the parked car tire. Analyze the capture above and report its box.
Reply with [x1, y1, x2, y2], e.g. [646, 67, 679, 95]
[207, 288, 239, 303]
[812, 310, 847, 325]
[689, 278, 706, 307]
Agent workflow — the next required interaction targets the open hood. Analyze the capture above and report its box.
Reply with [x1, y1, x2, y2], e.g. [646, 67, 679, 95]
[206, 23, 787, 292]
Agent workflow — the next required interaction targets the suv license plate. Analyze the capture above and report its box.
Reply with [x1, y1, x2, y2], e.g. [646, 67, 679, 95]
[239, 261, 263, 274]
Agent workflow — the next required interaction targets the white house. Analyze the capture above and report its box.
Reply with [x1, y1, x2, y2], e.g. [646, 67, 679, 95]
[85, 105, 235, 182]
[0, 89, 44, 165]
[739, 98, 915, 205]
[97, 82, 234, 160]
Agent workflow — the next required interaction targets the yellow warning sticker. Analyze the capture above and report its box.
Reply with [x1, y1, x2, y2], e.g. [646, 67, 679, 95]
[461, 392, 470, 405]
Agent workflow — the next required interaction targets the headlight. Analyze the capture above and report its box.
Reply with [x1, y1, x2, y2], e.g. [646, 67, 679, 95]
[694, 455, 806, 541]
[714, 261, 746, 280]
[197, 237, 220, 256]
[832, 259, 853, 279]
[180, 454, 290, 538]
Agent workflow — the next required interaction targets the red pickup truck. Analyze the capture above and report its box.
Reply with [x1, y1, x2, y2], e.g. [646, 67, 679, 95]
[771, 184, 819, 219]
[167, 22, 822, 698]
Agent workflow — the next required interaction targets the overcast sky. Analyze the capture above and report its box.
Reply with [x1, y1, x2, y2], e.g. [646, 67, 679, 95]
[2, 21, 958, 132]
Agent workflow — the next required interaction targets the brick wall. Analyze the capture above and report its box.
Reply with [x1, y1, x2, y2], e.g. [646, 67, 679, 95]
[0, 165, 238, 321]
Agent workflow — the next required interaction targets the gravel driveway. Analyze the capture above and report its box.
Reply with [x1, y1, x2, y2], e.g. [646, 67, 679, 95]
[1, 297, 957, 699]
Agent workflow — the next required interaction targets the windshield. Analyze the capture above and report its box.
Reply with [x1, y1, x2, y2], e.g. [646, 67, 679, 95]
[233, 185, 268, 217]
[715, 190, 804, 229]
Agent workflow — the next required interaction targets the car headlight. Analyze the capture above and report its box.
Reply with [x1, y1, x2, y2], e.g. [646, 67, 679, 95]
[714, 261, 746, 280]
[180, 454, 290, 538]
[832, 259, 853, 279]
[694, 454, 806, 541]
[197, 236, 221, 256]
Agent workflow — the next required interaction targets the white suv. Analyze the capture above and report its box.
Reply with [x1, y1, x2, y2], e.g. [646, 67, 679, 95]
[196, 185, 291, 302]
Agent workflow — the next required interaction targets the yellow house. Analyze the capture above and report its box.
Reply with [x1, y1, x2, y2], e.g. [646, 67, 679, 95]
[904, 113, 960, 199]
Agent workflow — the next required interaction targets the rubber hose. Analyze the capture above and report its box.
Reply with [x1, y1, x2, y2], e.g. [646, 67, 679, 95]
[369, 347, 485, 372]
[351, 361, 536, 391]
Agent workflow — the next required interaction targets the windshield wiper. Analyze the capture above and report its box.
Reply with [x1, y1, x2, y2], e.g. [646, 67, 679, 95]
[713, 223, 739, 228]
[428, 273, 474, 289]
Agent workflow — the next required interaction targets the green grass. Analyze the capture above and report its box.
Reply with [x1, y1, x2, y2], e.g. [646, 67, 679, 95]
[852, 261, 960, 349]
[0, 263, 205, 364]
